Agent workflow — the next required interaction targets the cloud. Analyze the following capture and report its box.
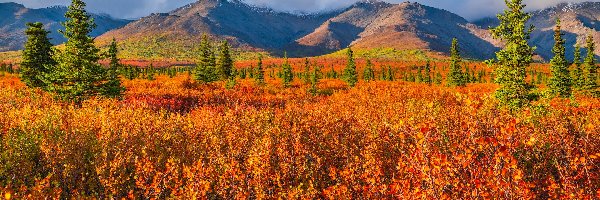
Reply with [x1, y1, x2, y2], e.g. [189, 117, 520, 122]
[2, 0, 599, 20]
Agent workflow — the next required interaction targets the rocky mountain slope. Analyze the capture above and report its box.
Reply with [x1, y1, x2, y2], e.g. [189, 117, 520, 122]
[0, 2, 130, 51]
[99, 0, 500, 59]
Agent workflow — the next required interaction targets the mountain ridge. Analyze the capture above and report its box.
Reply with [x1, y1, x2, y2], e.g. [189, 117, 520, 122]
[0, 2, 130, 51]
[98, 0, 501, 59]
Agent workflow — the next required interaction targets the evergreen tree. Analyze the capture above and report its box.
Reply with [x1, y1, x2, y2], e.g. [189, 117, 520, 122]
[387, 66, 395, 81]
[303, 58, 311, 83]
[255, 54, 265, 85]
[572, 45, 585, 90]
[363, 59, 375, 82]
[216, 40, 233, 80]
[309, 66, 320, 95]
[102, 38, 125, 98]
[434, 72, 443, 85]
[145, 64, 155, 80]
[281, 52, 293, 88]
[44, 0, 119, 103]
[343, 47, 358, 87]
[447, 38, 465, 87]
[583, 34, 597, 92]
[424, 61, 432, 84]
[20, 22, 56, 89]
[491, 0, 536, 109]
[194, 34, 217, 83]
[330, 65, 338, 79]
[416, 67, 423, 83]
[548, 19, 572, 98]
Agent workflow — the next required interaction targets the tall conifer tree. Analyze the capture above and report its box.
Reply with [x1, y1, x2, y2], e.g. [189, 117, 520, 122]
[548, 19, 572, 97]
[363, 59, 375, 82]
[343, 47, 358, 87]
[20, 22, 55, 89]
[583, 35, 597, 92]
[491, 0, 535, 109]
[102, 38, 125, 98]
[255, 54, 265, 85]
[281, 52, 293, 88]
[45, 0, 120, 103]
[572, 45, 585, 90]
[217, 40, 233, 80]
[194, 34, 217, 83]
[447, 38, 465, 87]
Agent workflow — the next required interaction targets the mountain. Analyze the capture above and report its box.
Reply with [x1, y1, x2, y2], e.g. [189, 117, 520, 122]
[475, 2, 600, 60]
[0, 2, 130, 51]
[291, 1, 501, 58]
[98, 0, 500, 59]
[98, 0, 337, 59]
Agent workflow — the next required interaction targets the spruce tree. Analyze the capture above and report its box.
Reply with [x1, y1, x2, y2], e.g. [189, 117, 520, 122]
[194, 34, 217, 83]
[309, 66, 320, 95]
[343, 47, 358, 87]
[45, 0, 119, 103]
[491, 0, 535, 109]
[102, 38, 125, 98]
[217, 40, 233, 80]
[363, 59, 375, 82]
[416, 67, 423, 83]
[572, 45, 585, 90]
[548, 19, 572, 98]
[583, 35, 597, 92]
[387, 66, 395, 81]
[20, 22, 55, 89]
[255, 54, 265, 85]
[434, 72, 443, 85]
[303, 58, 311, 83]
[281, 52, 293, 88]
[447, 38, 465, 87]
[424, 61, 432, 84]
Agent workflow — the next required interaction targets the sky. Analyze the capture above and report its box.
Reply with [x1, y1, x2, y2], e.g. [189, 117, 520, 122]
[2, 0, 599, 20]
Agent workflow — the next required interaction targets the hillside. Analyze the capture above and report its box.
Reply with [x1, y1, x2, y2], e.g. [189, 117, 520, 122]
[292, 1, 501, 59]
[0, 2, 130, 51]
[98, 0, 500, 60]
[475, 2, 600, 60]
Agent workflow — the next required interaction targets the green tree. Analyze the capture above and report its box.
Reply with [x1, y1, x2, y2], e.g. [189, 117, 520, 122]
[281, 52, 293, 88]
[309, 66, 320, 95]
[255, 54, 265, 85]
[216, 40, 233, 80]
[491, 0, 536, 109]
[387, 66, 395, 81]
[363, 59, 375, 82]
[343, 47, 358, 87]
[434, 72, 443, 85]
[583, 34, 597, 92]
[44, 0, 120, 103]
[303, 58, 311, 83]
[424, 61, 432, 84]
[447, 38, 465, 87]
[194, 34, 217, 83]
[20, 22, 56, 89]
[548, 19, 572, 98]
[572, 45, 585, 90]
[102, 38, 125, 98]
[416, 67, 423, 83]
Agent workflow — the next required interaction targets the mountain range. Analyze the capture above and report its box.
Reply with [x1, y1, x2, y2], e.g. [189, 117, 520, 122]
[1, 0, 600, 61]
[0, 2, 130, 51]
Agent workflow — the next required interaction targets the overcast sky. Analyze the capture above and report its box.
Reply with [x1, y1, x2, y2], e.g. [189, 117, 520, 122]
[2, 0, 599, 20]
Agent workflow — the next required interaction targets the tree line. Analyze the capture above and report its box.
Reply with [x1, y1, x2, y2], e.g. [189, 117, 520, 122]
[16, 0, 599, 109]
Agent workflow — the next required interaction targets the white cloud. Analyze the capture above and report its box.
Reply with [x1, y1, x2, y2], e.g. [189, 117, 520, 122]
[2, 0, 599, 20]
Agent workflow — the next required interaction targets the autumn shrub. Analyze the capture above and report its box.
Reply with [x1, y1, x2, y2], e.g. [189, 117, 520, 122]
[0, 72, 598, 199]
